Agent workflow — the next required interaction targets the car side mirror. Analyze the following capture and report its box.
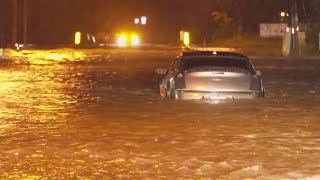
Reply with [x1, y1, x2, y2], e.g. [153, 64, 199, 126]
[256, 70, 263, 76]
[155, 68, 168, 75]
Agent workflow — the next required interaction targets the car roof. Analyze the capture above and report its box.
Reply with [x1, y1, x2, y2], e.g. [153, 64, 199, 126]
[181, 51, 248, 59]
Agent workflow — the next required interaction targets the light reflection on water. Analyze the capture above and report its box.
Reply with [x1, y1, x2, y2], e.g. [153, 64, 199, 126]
[5, 49, 87, 64]
[0, 68, 67, 115]
[0, 64, 103, 137]
[0, 49, 320, 179]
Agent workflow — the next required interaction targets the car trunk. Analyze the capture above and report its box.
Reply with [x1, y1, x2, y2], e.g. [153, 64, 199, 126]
[184, 71, 252, 92]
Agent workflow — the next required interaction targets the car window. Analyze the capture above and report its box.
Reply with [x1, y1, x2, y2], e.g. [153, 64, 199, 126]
[182, 56, 254, 72]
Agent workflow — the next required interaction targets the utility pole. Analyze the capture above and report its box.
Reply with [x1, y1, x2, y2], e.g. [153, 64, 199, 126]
[12, 0, 18, 46]
[290, 0, 299, 56]
[23, 0, 28, 45]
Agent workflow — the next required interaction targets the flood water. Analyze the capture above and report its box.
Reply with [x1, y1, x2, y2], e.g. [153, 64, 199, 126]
[0, 49, 320, 179]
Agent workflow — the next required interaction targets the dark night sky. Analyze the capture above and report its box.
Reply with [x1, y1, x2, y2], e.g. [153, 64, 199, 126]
[0, 0, 292, 44]
[25, 0, 216, 43]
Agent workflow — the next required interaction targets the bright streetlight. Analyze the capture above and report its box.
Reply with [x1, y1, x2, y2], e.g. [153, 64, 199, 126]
[141, 16, 147, 25]
[280, 11, 289, 22]
[134, 18, 140, 24]
[280, 11, 289, 17]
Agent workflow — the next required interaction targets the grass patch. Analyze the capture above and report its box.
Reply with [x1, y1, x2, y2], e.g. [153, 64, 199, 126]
[300, 45, 320, 56]
[211, 35, 283, 57]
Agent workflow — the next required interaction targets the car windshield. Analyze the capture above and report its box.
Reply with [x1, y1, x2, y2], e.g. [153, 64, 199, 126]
[182, 56, 254, 72]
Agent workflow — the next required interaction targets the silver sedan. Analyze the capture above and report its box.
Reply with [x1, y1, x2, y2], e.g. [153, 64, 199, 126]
[156, 51, 265, 100]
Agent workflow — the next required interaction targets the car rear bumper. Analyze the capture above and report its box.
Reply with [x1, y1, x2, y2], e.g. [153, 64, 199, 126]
[174, 89, 264, 100]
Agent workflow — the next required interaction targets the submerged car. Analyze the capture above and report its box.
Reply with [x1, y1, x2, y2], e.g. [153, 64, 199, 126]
[156, 51, 265, 100]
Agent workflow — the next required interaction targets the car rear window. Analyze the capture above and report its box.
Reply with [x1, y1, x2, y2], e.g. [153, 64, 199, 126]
[182, 56, 253, 72]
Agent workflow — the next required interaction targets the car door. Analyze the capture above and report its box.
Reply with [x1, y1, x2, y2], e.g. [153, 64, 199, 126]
[160, 58, 181, 97]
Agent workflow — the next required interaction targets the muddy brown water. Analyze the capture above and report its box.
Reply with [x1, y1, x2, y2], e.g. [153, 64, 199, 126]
[0, 50, 320, 179]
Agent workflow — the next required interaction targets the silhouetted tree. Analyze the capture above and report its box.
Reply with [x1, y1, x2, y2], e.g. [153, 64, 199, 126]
[211, 11, 234, 39]
[213, 0, 290, 34]
[306, 0, 320, 50]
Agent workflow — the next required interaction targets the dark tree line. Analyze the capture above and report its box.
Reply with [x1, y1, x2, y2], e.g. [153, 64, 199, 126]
[306, 0, 320, 50]
[212, 0, 290, 34]
[1, 0, 319, 46]
[212, 0, 320, 49]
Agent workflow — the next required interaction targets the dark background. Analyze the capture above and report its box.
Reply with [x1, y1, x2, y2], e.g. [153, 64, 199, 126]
[0, 0, 299, 44]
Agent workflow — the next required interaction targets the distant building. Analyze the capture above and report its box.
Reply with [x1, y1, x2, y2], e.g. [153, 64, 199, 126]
[259, 23, 288, 38]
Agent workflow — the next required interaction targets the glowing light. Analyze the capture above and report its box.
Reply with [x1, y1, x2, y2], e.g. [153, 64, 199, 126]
[6, 49, 86, 64]
[192, 47, 237, 52]
[15, 43, 24, 51]
[116, 32, 141, 47]
[131, 34, 140, 46]
[183, 32, 190, 46]
[75, 32, 81, 45]
[280, 11, 289, 18]
[117, 34, 127, 47]
[141, 16, 147, 25]
[286, 27, 290, 32]
[180, 31, 184, 41]
[134, 18, 140, 24]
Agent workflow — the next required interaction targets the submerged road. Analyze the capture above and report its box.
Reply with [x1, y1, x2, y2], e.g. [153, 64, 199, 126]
[0, 49, 320, 179]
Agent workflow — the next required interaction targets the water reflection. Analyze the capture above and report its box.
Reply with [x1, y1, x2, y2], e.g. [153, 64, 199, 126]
[5, 49, 87, 65]
[1, 49, 320, 179]
[0, 65, 97, 129]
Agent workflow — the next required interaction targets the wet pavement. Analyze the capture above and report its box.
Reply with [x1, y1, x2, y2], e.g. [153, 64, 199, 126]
[0, 49, 320, 179]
